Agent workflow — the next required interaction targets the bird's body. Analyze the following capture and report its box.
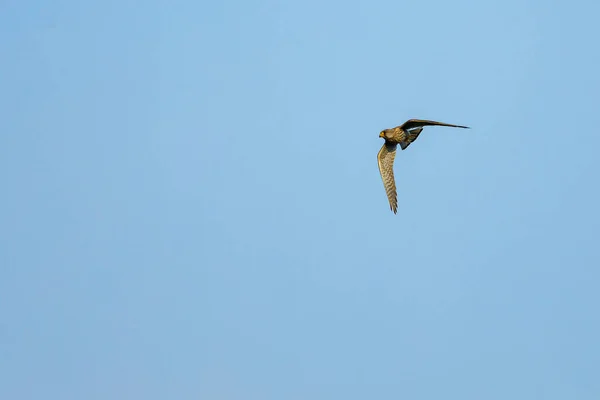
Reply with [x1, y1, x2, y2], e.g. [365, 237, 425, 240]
[377, 119, 469, 214]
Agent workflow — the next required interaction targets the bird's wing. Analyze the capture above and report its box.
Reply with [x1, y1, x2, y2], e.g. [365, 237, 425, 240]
[400, 119, 470, 131]
[377, 142, 398, 214]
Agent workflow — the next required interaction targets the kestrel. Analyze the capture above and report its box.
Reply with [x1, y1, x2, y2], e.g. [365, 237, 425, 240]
[377, 119, 470, 214]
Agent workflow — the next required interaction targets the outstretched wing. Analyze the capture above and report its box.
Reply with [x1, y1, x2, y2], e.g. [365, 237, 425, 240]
[377, 142, 398, 214]
[400, 119, 470, 131]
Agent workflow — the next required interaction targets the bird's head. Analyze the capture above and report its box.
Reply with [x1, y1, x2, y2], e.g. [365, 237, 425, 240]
[379, 130, 389, 139]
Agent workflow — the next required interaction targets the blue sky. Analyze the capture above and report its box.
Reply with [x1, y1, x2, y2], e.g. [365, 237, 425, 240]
[2, 0, 600, 398]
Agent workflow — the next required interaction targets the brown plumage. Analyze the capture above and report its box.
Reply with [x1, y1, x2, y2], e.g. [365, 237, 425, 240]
[377, 119, 470, 214]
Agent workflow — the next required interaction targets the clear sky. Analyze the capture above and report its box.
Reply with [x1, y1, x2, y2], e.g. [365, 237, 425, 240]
[2, 0, 600, 399]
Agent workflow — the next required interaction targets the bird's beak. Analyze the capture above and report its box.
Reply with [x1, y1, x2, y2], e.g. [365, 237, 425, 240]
[379, 132, 384, 138]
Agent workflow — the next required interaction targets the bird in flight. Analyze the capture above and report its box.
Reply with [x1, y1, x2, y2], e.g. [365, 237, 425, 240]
[377, 119, 470, 214]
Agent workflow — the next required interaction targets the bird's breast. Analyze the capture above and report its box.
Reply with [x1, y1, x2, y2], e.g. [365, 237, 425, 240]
[390, 128, 406, 143]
